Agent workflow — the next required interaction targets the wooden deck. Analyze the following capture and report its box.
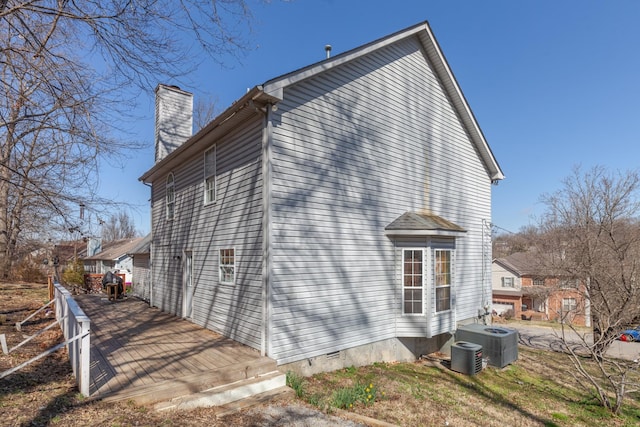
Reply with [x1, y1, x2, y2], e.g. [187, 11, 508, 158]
[74, 294, 277, 405]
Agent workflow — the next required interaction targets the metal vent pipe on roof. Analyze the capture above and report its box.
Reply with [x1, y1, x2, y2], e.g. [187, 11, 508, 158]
[325, 44, 332, 59]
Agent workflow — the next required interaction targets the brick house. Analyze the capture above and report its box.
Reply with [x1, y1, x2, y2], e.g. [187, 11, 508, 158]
[492, 252, 590, 326]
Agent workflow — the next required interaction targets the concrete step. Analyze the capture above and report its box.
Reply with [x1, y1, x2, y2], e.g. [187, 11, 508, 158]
[154, 370, 287, 411]
[214, 385, 294, 418]
[100, 356, 277, 405]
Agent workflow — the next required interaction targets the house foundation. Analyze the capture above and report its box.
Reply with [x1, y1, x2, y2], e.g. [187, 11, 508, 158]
[279, 334, 453, 376]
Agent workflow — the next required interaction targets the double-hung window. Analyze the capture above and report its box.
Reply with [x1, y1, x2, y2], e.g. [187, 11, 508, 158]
[562, 297, 577, 312]
[166, 173, 175, 220]
[204, 146, 216, 204]
[219, 248, 235, 284]
[434, 249, 452, 312]
[502, 277, 514, 288]
[402, 249, 423, 314]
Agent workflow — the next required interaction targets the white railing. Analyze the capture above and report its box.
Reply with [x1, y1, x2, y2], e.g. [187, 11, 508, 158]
[53, 282, 91, 396]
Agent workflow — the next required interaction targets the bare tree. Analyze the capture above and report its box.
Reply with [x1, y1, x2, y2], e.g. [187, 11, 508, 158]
[493, 225, 540, 258]
[101, 211, 138, 243]
[194, 95, 220, 132]
[0, 1, 258, 278]
[538, 165, 640, 414]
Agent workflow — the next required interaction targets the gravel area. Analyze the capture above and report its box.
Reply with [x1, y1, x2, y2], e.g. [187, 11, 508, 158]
[239, 403, 368, 426]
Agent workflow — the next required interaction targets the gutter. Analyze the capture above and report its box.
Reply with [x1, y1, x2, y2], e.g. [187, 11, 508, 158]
[139, 86, 281, 184]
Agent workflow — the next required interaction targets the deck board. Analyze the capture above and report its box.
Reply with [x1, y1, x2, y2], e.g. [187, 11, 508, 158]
[74, 294, 274, 402]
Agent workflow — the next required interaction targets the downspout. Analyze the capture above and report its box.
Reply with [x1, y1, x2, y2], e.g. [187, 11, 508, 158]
[426, 237, 432, 338]
[261, 103, 275, 357]
[142, 181, 154, 308]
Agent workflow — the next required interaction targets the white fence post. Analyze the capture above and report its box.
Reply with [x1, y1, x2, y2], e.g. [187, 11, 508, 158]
[53, 282, 91, 397]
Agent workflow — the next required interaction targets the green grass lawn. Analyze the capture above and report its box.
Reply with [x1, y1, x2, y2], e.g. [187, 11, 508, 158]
[291, 347, 640, 426]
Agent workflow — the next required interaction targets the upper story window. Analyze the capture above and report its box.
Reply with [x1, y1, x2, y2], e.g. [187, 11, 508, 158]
[219, 248, 235, 285]
[166, 173, 175, 220]
[560, 279, 576, 289]
[204, 146, 216, 204]
[434, 249, 452, 312]
[402, 249, 424, 315]
[501, 277, 514, 288]
[562, 297, 577, 312]
[533, 277, 545, 286]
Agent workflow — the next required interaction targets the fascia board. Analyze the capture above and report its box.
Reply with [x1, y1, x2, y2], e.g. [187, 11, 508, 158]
[418, 24, 504, 182]
[262, 22, 429, 97]
[384, 229, 467, 238]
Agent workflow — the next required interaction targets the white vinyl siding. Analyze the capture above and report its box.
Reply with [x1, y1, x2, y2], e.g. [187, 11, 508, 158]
[268, 36, 492, 363]
[204, 146, 216, 204]
[132, 254, 151, 302]
[150, 116, 264, 350]
[149, 30, 497, 365]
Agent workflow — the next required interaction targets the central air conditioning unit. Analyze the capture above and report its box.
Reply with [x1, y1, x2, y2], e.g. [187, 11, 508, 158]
[455, 323, 518, 368]
[450, 341, 483, 375]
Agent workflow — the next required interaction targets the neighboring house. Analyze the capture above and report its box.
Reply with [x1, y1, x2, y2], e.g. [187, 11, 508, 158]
[492, 252, 590, 326]
[129, 234, 152, 302]
[83, 237, 144, 286]
[139, 22, 504, 374]
[54, 240, 89, 265]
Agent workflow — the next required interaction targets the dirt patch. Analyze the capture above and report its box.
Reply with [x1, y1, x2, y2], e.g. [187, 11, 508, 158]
[0, 282, 362, 426]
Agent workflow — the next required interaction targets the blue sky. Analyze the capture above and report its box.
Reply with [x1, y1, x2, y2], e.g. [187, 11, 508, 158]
[104, 0, 640, 235]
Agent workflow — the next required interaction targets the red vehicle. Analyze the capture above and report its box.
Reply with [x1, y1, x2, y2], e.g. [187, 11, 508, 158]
[619, 326, 640, 342]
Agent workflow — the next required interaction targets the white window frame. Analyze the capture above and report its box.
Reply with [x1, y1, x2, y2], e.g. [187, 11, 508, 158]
[502, 277, 514, 288]
[219, 248, 235, 285]
[562, 297, 577, 312]
[166, 173, 175, 220]
[402, 249, 424, 315]
[204, 146, 216, 205]
[434, 249, 452, 313]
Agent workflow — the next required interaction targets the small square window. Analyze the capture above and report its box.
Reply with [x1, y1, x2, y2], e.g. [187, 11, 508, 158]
[562, 298, 577, 312]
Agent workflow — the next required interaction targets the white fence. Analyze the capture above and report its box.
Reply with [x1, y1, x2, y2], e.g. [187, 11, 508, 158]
[53, 282, 91, 396]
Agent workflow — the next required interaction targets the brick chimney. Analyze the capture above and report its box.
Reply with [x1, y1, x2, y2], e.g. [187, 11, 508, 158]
[155, 84, 193, 163]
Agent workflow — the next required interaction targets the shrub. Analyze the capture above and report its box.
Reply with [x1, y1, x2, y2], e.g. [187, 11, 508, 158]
[62, 259, 85, 285]
[286, 371, 305, 398]
[13, 259, 47, 283]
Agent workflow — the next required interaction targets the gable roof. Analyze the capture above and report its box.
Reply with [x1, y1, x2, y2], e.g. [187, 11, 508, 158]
[84, 237, 144, 262]
[263, 21, 503, 182]
[493, 252, 552, 277]
[385, 211, 466, 237]
[140, 21, 504, 184]
[128, 233, 151, 255]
